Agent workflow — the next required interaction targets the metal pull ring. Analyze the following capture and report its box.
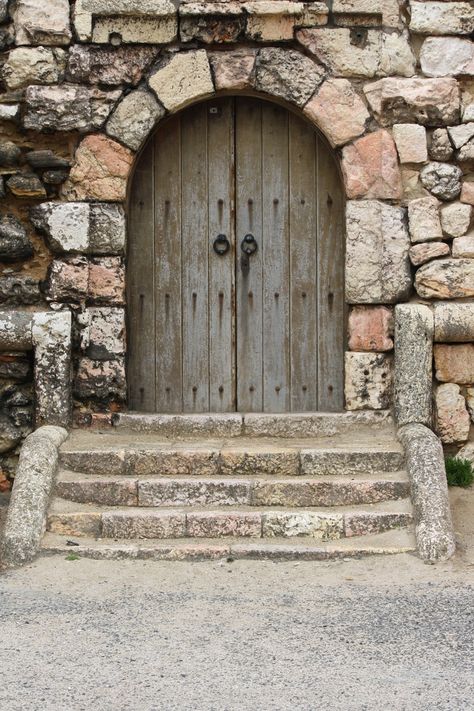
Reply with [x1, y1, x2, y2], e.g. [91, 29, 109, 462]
[213, 234, 230, 255]
[241, 234, 258, 256]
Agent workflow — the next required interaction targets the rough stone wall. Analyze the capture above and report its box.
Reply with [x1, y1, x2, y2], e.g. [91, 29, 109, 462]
[0, 0, 473, 466]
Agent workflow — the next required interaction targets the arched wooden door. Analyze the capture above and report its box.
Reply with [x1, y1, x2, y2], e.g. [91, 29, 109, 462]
[128, 97, 344, 414]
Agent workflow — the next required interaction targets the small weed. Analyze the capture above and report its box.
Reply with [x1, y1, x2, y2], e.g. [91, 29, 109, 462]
[65, 552, 81, 561]
[445, 457, 474, 488]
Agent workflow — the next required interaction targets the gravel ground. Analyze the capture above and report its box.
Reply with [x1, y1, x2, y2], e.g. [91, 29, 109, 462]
[1, 552, 474, 711]
[1, 489, 474, 710]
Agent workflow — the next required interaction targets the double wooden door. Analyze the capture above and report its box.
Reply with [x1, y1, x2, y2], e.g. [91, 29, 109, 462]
[128, 97, 344, 413]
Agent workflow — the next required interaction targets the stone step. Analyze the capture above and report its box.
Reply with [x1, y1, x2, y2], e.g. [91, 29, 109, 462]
[112, 411, 393, 439]
[59, 436, 404, 478]
[55, 474, 410, 508]
[47, 499, 413, 540]
[41, 528, 417, 561]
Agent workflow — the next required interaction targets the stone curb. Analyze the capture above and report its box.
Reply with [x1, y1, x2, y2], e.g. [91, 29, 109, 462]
[398, 423, 455, 563]
[0, 426, 69, 569]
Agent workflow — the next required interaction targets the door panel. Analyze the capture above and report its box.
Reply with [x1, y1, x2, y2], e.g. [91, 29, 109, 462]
[128, 96, 344, 414]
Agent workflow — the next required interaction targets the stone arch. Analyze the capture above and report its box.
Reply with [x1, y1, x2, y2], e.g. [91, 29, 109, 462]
[63, 46, 385, 204]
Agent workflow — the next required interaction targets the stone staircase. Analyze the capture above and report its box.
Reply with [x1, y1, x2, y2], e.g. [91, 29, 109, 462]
[41, 412, 416, 561]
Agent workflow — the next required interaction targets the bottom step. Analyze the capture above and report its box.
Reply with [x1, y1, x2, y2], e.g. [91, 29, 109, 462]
[41, 529, 416, 562]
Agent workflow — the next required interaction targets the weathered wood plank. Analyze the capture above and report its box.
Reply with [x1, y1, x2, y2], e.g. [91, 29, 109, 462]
[317, 134, 345, 411]
[181, 104, 210, 412]
[289, 114, 318, 411]
[235, 98, 264, 412]
[261, 102, 290, 412]
[208, 98, 236, 412]
[127, 140, 155, 411]
[154, 116, 183, 412]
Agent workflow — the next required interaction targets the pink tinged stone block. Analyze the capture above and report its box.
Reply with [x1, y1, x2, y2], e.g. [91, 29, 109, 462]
[186, 511, 262, 538]
[409, 241, 450, 266]
[88, 257, 125, 304]
[303, 78, 369, 147]
[435, 383, 470, 444]
[461, 182, 474, 206]
[341, 130, 402, 200]
[47, 257, 89, 302]
[101, 511, 186, 539]
[407, 196, 443, 243]
[392, 124, 427, 164]
[209, 49, 257, 90]
[62, 134, 134, 202]
[452, 233, 474, 258]
[434, 344, 474, 385]
[348, 306, 394, 352]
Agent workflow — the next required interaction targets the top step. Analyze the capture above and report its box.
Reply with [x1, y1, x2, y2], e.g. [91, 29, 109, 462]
[112, 411, 394, 440]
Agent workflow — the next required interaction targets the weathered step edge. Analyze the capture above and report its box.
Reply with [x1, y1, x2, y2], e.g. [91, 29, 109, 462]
[47, 506, 413, 541]
[59, 446, 405, 478]
[112, 411, 393, 439]
[41, 530, 417, 561]
[55, 476, 411, 508]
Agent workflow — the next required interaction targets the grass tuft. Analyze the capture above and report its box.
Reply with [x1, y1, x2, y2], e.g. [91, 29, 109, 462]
[65, 552, 81, 561]
[445, 457, 474, 488]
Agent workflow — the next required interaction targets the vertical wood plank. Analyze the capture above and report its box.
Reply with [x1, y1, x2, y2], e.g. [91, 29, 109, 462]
[261, 102, 290, 412]
[289, 114, 318, 412]
[208, 98, 236, 412]
[317, 134, 345, 411]
[235, 98, 264, 412]
[127, 141, 155, 411]
[154, 116, 183, 412]
[181, 103, 210, 412]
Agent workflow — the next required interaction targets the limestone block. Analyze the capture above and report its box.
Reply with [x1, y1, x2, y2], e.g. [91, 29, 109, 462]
[106, 89, 165, 151]
[457, 140, 474, 162]
[364, 78, 460, 127]
[342, 130, 402, 200]
[46, 257, 89, 302]
[394, 303, 433, 428]
[149, 50, 214, 113]
[461, 182, 474, 206]
[254, 47, 325, 107]
[448, 123, 474, 150]
[303, 79, 369, 147]
[1, 47, 67, 90]
[420, 37, 474, 78]
[23, 85, 122, 133]
[74, 357, 126, 400]
[429, 129, 453, 162]
[262, 511, 343, 539]
[210, 49, 257, 90]
[81, 0, 175, 10]
[297, 2, 328, 27]
[348, 306, 393, 352]
[393, 124, 427, 164]
[62, 135, 134, 202]
[434, 302, 474, 343]
[0, 215, 33, 262]
[0, 104, 20, 122]
[66, 45, 158, 86]
[13, 0, 72, 46]
[32, 312, 72, 427]
[407, 196, 442, 243]
[80, 307, 125, 360]
[88, 257, 125, 305]
[0, 0, 8, 23]
[409, 242, 450, 266]
[415, 258, 474, 299]
[344, 352, 393, 411]
[435, 383, 470, 444]
[410, 2, 474, 36]
[440, 202, 472, 238]
[92, 16, 178, 44]
[30, 202, 126, 254]
[187, 511, 261, 538]
[435, 344, 474, 385]
[452, 233, 474, 258]
[380, 31, 416, 78]
[297, 28, 381, 78]
[345, 200, 411, 303]
[420, 162, 463, 201]
[246, 14, 297, 41]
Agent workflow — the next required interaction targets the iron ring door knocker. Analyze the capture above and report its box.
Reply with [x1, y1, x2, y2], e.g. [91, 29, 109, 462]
[213, 234, 231, 256]
[240, 234, 258, 275]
